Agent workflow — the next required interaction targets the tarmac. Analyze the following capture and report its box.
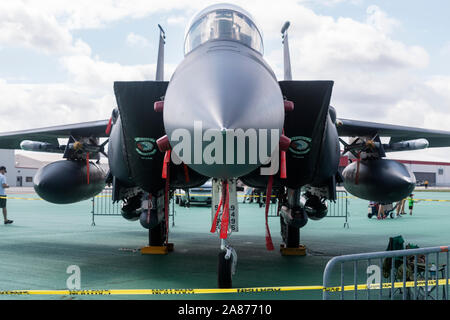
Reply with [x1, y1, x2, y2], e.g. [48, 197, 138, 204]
[1, 187, 450, 300]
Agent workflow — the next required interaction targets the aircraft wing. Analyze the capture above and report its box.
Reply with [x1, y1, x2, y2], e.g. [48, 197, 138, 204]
[0, 120, 109, 149]
[337, 118, 450, 148]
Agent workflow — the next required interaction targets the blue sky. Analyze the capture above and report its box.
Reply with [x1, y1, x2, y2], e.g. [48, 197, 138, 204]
[1, 0, 450, 162]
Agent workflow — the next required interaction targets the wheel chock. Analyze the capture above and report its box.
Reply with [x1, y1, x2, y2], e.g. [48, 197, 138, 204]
[141, 243, 174, 255]
[280, 244, 306, 256]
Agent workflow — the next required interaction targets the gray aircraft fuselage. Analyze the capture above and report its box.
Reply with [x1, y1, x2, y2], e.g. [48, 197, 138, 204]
[108, 38, 340, 194]
[163, 40, 285, 179]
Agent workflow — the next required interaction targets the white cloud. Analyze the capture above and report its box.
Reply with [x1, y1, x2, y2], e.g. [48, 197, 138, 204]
[15, 0, 208, 30]
[440, 42, 450, 57]
[258, 3, 432, 126]
[126, 32, 151, 48]
[60, 54, 177, 87]
[0, 2, 90, 55]
[0, 53, 178, 132]
[366, 5, 400, 34]
[319, 0, 362, 5]
[167, 15, 188, 26]
[0, 80, 104, 131]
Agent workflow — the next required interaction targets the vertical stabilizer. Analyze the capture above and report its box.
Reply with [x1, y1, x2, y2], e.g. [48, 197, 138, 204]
[281, 21, 292, 81]
[155, 24, 166, 81]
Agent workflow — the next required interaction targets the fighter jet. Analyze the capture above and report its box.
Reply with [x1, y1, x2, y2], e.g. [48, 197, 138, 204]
[1, 3, 450, 288]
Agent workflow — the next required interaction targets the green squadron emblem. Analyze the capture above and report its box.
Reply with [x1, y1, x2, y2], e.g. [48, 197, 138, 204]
[289, 136, 312, 158]
[135, 137, 157, 159]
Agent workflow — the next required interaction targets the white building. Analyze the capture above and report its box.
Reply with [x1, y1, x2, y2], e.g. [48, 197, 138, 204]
[0, 149, 43, 187]
[0, 149, 17, 186]
[15, 154, 47, 187]
[396, 160, 450, 187]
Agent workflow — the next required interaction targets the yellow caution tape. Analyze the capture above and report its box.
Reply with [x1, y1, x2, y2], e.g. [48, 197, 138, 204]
[323, 278, 450, 292]
[1, 278, 449, 295]
[344, 196, 450, 202]
[0, 195, 42, 200]
[172, 193, 276, 198]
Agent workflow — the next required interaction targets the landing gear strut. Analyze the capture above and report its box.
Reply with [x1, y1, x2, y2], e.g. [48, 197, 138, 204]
[280, 216, 300, 248]
[149, 220, 166, 246]
[212, 179, 239, 288]
[279, 188, 307, 255]
[218, 239, 237, 288]
[140, 191, 173, 255]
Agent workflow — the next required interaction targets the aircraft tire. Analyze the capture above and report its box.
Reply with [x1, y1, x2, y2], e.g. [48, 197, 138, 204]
[218, 251, 233, 288]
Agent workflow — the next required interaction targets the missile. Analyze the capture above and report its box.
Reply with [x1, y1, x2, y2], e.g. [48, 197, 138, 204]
[384, 139, 429, 152]
[20, 140, 64, 153]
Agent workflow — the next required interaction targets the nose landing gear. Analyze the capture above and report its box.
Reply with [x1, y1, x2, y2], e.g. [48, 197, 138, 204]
[212, 179, 239, 288]
[218, 239, 238, 288]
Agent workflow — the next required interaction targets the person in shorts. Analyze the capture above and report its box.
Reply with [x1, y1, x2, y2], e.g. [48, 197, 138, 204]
[408, 194, 415, 215]
[0, 166, 12, 224]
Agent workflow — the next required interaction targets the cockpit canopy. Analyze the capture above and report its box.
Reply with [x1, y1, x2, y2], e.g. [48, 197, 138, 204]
[184, 4, 264, 55]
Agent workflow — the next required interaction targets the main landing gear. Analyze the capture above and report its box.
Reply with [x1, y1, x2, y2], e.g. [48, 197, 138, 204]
[279, 188, 308, 255]
[139, 191, 173, 255]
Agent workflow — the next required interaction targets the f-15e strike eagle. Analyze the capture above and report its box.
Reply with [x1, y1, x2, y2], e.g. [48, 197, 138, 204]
[1, 3, 450, 288]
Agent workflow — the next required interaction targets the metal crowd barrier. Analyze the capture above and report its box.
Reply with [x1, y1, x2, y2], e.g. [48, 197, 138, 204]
[91, 188, 175, 227]
[91, 188, 121, 226]
[265, 190, 349, 223]
[327, 190, 349, 228]
[177, 190, 349, 223]
[323, 245, 450, 300]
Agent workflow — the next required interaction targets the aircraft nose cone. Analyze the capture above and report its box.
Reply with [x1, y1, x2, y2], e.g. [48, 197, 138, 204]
[163, 49, 284, 178]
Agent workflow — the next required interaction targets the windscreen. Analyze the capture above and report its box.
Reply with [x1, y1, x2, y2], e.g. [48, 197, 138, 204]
[184, 9, 263, 55]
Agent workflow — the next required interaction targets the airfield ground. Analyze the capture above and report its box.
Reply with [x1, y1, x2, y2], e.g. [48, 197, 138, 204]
[1, 188, 450, 300]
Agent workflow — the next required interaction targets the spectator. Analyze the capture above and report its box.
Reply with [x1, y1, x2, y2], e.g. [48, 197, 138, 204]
[0, 166, 12, 225]
[395, 199, 406, 217]
[243, 186, 253, 203]
[377, 203, 386, 220]
[368, 201, 378, 218]
[408, 194, 415, 215]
